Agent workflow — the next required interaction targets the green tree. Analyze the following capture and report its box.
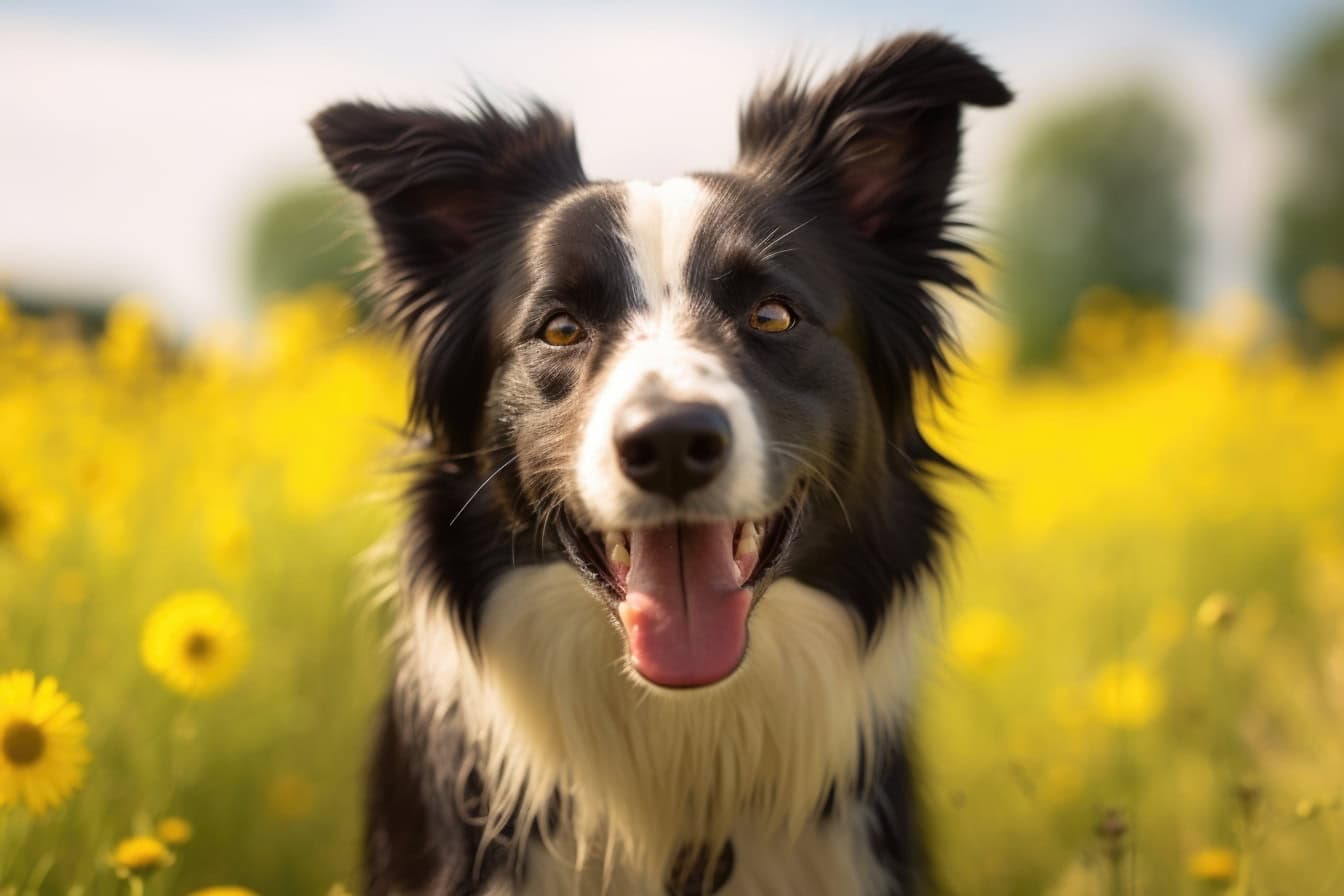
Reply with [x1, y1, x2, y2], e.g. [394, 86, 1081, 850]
[993, 85, 1196, 368]
[243, 179, 373, 315]
[1269, 18, 1344, 354]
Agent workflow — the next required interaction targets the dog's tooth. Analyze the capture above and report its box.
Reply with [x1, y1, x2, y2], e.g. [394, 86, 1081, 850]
[609, 542, 630, 569]
[736, 521, 759, 558]
[603, 531, 622, 551]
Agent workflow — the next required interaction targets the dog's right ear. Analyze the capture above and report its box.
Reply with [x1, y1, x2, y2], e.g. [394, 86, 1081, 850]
[310, 100, 586, 448]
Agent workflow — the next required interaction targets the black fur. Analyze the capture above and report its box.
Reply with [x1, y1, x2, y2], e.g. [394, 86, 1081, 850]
[313, 31, 1009, 895]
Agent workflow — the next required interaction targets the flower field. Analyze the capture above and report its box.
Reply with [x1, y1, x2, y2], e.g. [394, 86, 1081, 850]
[2, 289, 1343, 894]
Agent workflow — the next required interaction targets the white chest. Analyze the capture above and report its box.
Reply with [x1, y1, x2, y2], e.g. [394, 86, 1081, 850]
[488, 809, 891, 896]
[401, 566, 922, 894]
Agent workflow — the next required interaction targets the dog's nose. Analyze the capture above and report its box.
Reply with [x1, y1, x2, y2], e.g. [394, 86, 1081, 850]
[614, 402, 732, 501]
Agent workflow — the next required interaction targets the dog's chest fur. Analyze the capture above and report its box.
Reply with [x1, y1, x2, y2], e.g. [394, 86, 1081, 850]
[492, 812, 888, 896]
[397, 565, 922, 895]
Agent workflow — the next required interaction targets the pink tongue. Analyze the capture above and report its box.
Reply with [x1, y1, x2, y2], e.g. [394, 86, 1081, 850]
[617, 522, 751, 687]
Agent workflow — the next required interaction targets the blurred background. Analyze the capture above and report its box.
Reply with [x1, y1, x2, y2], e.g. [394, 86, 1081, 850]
[3, 1, 1343, 894]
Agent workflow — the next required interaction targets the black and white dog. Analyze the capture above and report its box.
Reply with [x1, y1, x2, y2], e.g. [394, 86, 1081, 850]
[313, 32, 1009, 895]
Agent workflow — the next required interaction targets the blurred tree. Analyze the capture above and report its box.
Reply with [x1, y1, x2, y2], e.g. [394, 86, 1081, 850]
[3, 281, 116, 338]
[993, 85, 1196, 369]
[1269, 19, 1344, 354]
[243, 179, 373, 317]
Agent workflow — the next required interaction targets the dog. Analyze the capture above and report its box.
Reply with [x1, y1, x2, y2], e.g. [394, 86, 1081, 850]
[312, 31, 1010, 895]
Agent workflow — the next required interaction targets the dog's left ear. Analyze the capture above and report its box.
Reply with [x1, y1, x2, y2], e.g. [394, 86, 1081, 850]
[738, 34, 1010, 449]
[737, 32, 1010, 246]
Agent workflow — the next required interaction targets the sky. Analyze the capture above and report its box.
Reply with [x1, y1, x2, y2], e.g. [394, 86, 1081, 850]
[0, 0, 1336, 333]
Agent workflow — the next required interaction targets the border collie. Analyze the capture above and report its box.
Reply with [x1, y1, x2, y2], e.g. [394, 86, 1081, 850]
[312, 31, 1010, 895]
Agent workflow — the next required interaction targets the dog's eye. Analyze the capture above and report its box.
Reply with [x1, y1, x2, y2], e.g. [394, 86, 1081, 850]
[748, 298, 797, 334]
[539, 312, 586, 347]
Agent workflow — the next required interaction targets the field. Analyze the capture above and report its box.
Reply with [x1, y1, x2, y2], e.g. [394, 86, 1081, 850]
[2, 290, 1342, 894]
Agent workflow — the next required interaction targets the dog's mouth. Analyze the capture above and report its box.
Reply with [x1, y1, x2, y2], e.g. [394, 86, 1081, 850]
[558, 497, 800, 689]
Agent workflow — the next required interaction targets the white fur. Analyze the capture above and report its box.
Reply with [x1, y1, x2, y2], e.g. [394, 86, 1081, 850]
[574, 178, 769, 530]
[573, 333, 769, 529]
[487, 807, 894, 896]
[399, 564, 923, 894]
[622, 177, 708, 316]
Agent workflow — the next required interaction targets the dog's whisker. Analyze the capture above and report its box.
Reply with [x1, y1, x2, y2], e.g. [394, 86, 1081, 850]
[769, 439, 858, 489]
[756, 215, 816, 257]
[449, 455, 519, 526]
[768, 444, 853, 532]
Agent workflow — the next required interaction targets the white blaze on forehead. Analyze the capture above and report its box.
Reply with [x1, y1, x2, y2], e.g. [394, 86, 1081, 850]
[572, 177, 767, 529]
[622, 177, 710, 316]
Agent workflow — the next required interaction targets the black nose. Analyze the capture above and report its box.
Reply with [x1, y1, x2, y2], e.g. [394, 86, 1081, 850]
[614, 402, 732, 501]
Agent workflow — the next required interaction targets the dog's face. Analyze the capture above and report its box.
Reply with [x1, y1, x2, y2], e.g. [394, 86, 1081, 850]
[314, 33, 1009, 689]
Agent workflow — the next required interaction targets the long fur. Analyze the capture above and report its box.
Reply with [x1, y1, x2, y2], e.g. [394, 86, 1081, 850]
[313, 30, 1011, 896]
[397, 566, 925, 884]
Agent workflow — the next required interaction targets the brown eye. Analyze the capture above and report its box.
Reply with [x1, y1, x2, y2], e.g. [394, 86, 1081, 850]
[748, 298, 797, 333]
[539, 312, 585, 347]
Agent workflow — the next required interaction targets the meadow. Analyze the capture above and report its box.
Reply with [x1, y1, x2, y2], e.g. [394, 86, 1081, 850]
[2, 287, 1342, 895]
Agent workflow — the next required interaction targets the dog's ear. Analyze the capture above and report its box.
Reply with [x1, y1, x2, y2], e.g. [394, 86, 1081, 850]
[310, 99, 586, 450]
[737, 32, 1010, 246]
[737, 34, 1010, 447]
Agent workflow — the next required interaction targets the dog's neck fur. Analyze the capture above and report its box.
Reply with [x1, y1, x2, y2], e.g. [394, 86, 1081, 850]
[396, 562, 924, 892]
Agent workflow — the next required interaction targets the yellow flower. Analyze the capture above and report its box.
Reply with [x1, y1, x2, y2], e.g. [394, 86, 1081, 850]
[156, 815, 193, 845]
[1187, 847, 1238, 883]
[111, 834, 172, 876]
[1195, 592, 1237, 630]
[141, 590, 249, 697]
[0, 670, 91, 814]
[187, 889, 260, 896]
[1090, 661, 1165, 728]
[947, 607, 1020, 674]
[98, 297, 160, 376]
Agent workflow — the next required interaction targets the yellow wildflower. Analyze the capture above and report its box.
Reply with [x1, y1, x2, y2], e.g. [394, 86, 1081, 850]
[1187, 847, 1238, 883]
[947, 607, 1020, 674]
[111, 835, 172, 877]
[1090, 661, 1165, 728]
[156, 815, 193, 845]
[98, 298, 160, 376]
[0, 670, 91, 814]
[187, 889, 260, 896]
[1195, 593, 1236, 631]
[141, 590, 249, 697]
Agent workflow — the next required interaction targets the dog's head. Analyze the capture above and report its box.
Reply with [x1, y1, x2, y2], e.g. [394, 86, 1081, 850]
[314, 33, 1009, 689]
